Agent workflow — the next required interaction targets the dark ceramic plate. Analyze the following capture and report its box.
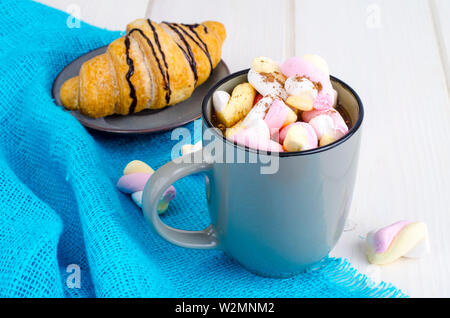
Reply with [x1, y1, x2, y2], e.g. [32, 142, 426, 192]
[52, 45, 230, 134]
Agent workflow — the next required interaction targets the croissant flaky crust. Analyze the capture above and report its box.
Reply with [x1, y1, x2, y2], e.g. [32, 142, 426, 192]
[60, 19, 226, 118]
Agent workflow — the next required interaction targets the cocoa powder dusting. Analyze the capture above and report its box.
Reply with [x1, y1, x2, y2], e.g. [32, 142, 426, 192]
[261, 72, 285, 86]
[295, 76, 322, 92]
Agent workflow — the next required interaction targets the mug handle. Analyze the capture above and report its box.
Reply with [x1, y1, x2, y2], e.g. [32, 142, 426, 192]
[141, 151, 218, 249]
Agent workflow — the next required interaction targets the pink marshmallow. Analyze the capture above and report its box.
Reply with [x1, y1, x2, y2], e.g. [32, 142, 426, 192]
[281, 57, 334, 110]
[117, 173, 176, 198]
[302, 122, 319, 149]
[264, 99, 288, 133]
[329, 110, 349, 135]
[314, 92, 334, 110]
[301, 109, 327, 122]
[232, 128, 284, 152]
[372, 221, 412, 253]
[117, 173, 152, 193]
[264, 140, 285, 152]
[279, 122, 318, 150]
[162, 186, 177, 202]
[302, 108, 349, 135]
[281, 57, 325, 83]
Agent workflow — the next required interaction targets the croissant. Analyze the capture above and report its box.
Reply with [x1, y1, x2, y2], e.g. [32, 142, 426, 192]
[60, 19, 226, 118]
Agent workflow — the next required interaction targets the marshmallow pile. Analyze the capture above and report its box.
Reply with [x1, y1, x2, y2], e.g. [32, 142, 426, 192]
[212, 55, 349, 152]
[117, 160, 176, 214]
[366, 221, 430, 265]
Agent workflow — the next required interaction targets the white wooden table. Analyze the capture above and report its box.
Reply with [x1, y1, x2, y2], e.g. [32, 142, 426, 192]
[37, 0, 450, 297]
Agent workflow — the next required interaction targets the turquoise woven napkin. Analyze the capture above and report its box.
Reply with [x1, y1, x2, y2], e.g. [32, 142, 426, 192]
[0, 0, 406, 297]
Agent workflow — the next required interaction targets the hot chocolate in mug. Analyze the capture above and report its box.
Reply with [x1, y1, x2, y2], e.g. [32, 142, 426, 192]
[142, 69, 364, 277]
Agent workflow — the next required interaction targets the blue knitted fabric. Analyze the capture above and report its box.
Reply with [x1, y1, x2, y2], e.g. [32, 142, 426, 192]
[0, 0, 406, 298]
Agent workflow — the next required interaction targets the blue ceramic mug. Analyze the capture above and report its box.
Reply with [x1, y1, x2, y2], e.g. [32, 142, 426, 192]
[142, 70, 364, 277]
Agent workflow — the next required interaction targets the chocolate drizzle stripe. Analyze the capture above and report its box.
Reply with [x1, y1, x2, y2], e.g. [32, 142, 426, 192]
[127, 26, 170, 106]
[124, 36, 137, 114]
[181, 24, 210, 53]
[163, 21, 198, 84]
[147, 19, 171, 104]
[124, 21, 210, 112]
[182, 23, 208, 34]
[172, 23, 213, 76]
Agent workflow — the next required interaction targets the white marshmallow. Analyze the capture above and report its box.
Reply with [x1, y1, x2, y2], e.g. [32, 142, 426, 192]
[242, 95, 274, 127]
[212, 90, 231, 114]
[284, 76, 318, 99]
[131, 191, 143, 208]
[309, 114, 335, 139]
[248, 69, 287, 100]
[246, 118, 270, 140]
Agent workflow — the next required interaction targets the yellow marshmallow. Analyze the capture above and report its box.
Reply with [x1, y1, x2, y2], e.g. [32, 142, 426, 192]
[157, 201, 169, 213]
[319, 134, 338, 147]
[216, 83, 256, 128]
[251, 56, 281, 74]
[283, 125, 308, 152]
[225, 119, 245, 139]
[367, 222, 428, 265]
[285, 94, 314, 111]
[303, 54, 330, 76]
[123, 160, 154, 175]
[283, 107, 298, 127]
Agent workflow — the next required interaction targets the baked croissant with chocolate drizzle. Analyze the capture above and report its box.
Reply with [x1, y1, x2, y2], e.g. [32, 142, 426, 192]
[60, 19, 226, 118]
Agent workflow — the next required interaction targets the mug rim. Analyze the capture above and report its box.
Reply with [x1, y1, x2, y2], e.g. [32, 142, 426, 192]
[202, 68, 364, 157]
